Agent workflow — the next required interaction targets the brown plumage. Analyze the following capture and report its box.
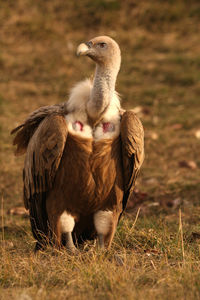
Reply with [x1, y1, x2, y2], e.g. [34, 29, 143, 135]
[11, 36, 144, 252]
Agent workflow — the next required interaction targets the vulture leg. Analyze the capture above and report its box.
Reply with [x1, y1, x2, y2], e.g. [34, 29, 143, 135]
[46, 196, 77, 252]
[98, 234, 105, 249]
[60, 211, 77, 254]
[62, 232, 77, 254]
[94, 210, 117, 249]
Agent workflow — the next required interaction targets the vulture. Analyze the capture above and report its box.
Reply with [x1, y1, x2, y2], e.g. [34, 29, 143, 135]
[11, 36, 144, 253]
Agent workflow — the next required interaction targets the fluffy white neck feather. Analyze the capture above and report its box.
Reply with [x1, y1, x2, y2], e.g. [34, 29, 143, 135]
[66, 79, 121, 140]
[66, 78, 121, 119]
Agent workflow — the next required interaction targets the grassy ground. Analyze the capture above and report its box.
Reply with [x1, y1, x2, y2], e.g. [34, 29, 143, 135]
[0, 1, 200, 299]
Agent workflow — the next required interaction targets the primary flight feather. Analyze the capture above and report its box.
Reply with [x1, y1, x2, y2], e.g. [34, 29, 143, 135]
[11, 36, 144, 252]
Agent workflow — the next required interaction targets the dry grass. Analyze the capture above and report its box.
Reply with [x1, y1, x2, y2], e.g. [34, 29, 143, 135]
[0, 1, 200, 299]
[1, 212, 200, 299]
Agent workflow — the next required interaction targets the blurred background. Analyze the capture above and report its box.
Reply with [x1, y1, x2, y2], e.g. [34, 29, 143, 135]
[0, 0, 200, 212]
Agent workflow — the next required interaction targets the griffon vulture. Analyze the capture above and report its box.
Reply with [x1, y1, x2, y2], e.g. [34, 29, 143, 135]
[11, 36, 144, 252]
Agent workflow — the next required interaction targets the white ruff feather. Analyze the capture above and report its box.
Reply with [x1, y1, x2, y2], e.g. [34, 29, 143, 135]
[60, 211, 75, 233]
[65, 79, 121, 140]
[94, 210, 113, 235]
[67, 79, 93, 113]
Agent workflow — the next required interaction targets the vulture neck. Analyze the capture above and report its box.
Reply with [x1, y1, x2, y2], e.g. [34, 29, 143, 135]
[87, 63, 119, 121]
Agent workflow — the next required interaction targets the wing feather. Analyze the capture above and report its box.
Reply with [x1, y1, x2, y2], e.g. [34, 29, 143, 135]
[23, 114, 68, 209]
[12, 112, 68, 249]
[120, 111, 144, 211]
[11, 103, 66, 155]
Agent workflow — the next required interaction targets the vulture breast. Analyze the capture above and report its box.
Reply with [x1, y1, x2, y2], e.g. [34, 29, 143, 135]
[45, 94, 124, 223]
[47, 128, 123, 219]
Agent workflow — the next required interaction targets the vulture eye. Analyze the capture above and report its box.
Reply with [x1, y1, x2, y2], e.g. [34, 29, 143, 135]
[98, 42, 107, 48]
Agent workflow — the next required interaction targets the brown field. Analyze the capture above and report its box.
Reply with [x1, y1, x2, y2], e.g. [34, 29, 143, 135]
[0, 1, 200, 299]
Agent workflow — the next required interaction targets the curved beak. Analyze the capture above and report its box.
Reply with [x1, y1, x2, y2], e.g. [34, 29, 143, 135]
[77, 43, 90, 56]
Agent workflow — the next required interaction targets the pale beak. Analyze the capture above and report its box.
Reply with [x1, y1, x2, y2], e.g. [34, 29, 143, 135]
[77, 43, 90, 56]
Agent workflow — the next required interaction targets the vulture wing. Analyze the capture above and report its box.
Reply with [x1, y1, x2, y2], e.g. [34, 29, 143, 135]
[12, 111, 68, 248]
[23, 114, 68, 207]
[11, 103, 65, 155]
[120, 111, 144, 212]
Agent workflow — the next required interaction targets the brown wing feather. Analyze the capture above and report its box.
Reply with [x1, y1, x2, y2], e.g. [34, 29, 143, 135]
[11, 103, 66, 155]
[23, 114, 68, 209]
[23, 114, 67, 250]
[12, 113, 68, 250]
[120, 110, 144, 211]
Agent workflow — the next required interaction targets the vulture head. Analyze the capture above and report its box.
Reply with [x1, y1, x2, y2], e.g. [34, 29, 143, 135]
[77, 36, 121, 119]
[77, 36, 121, 72]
